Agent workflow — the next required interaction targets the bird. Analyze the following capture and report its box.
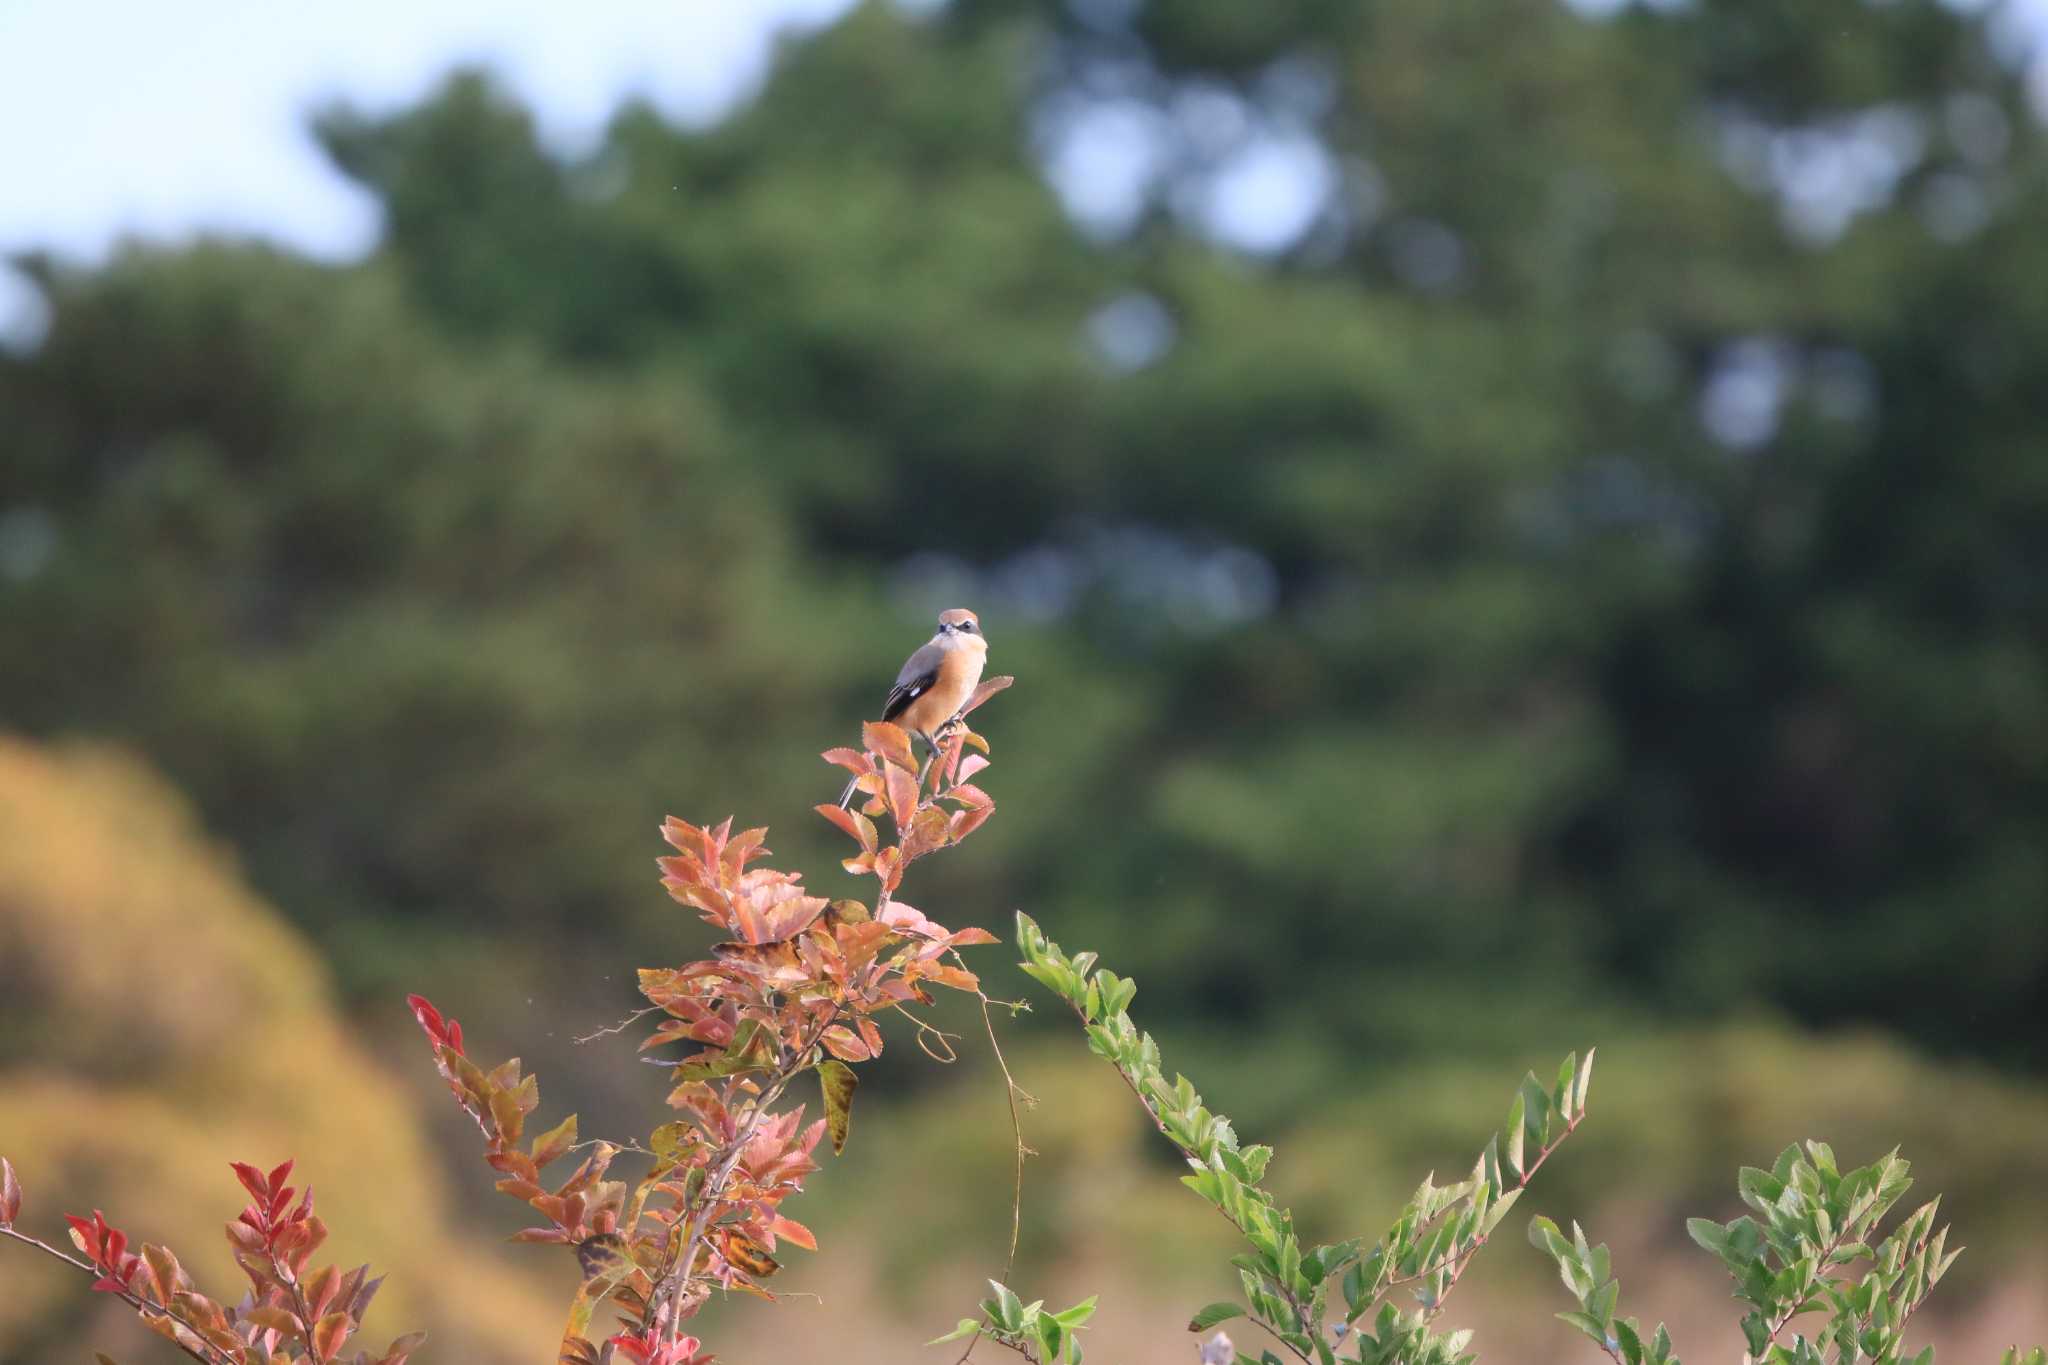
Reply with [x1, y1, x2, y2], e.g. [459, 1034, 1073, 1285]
[837, 608, 988, 809]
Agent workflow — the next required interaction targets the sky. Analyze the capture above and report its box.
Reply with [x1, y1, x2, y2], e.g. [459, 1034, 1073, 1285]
[1, 0, 2045, 346]
[0, 0, 859, 264]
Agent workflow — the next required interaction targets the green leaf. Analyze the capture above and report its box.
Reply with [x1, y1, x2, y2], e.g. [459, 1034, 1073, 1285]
[1504, 1093, 1526, 1178]
[1558, 1312, 1609, 1343]
[1588, 1277, 1619, 1326]
[1052, 1296, 1099, 1329]
[1018, 961, 1075, 1000]
[1686, 1218, 1729, 1257]
[1188, 1302, 1246, 1332]
[1739, 1166, 1785, 1215]
[926, 1319, 983, 1346]
[988, 1280, 1026, 1333]
[817, 1059, 858, 1155]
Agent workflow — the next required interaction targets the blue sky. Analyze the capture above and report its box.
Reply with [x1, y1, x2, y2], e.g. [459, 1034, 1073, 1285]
[0, 0, 858, 263]
[1, 0, 2044, 345]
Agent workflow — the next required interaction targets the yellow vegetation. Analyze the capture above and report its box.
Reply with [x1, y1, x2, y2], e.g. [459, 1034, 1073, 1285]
[0, 737, 558, 1362]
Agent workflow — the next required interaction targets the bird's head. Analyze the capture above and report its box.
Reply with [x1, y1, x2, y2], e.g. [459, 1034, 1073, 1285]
[936, 608, 984, 644]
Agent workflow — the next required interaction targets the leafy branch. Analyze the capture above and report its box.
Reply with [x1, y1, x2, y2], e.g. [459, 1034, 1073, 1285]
[0, 1155, 420, 1365]
[406, 677, 1013, 1364]
[1001, 913, 1591, 1365]
[1531, 1142, 2044, 1365]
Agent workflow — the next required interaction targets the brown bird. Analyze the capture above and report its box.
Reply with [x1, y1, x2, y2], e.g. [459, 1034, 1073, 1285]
[837, 608, 988, 808]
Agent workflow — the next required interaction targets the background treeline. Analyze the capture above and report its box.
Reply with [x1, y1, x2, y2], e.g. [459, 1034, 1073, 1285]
[2, 1, 2044, 1360]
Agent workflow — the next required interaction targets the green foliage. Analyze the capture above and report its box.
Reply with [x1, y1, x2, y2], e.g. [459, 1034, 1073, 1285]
[996, 914, 1589, 1365]
[1529, 1217, 1674, 1365]
[989, 919, 2042, 1365]
[4, 0, 2046, 1086]
[1532, 1143, 1991, 1365]
[929, 1282, 1099, 1364]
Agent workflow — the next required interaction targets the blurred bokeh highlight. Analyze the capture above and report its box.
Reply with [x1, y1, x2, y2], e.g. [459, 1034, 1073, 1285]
[2, 0, 2045, 1360]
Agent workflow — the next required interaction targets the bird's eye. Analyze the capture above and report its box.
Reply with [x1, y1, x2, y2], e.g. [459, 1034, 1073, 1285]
[960, 621, 974, 633]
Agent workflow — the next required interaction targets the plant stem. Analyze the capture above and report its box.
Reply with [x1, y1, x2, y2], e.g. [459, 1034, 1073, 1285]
[0, 1225, 231, 1365]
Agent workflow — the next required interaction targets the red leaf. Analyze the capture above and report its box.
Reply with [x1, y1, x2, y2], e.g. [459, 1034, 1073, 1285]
[0, 1156, 18, 1227]
[948, 926, 999, 946]
[821, 747, 871, 774]
[404, 995, 445, 1045]
[230, 1162, 269, 1204]
[65, 1212, 101, 1260]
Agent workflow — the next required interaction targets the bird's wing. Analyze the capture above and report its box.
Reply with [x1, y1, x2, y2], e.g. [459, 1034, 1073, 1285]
[880, 640, 944, 724]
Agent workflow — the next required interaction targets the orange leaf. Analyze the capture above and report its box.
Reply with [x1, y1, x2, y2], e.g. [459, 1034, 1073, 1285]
[306, 1264, 343, 1317]
[862, 721, 917, 773]
[813, 804, 863, 844]
[769, 1215, 817, 1251]
[884, 764, 919, 829]
[821, 747, 871, 774]
[820, 1026, 870, 1062]
[720, 1230, 780, 1279]
[875, 846, 904, 893]
[960, 675, 1012, 716]
[312, 1311, 353, 1363]
[923, 963, 981, 993]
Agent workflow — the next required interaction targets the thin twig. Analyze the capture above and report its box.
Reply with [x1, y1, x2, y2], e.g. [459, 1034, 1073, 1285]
[1398, 1111, 1588, 1316]
[951, 970, 1040, 1365]
[576, 1006, 663, 1045]
[651, 1012, 838, 1346]
[0, 1225, 231, 1365]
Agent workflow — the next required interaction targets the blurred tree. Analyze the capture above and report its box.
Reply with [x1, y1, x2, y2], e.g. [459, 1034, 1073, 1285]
[0, 738, 559, 1362]
[2, 0, 2043, 1085]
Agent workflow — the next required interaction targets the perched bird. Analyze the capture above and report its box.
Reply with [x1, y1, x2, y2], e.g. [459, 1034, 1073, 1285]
[837, 608, 988, 808]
